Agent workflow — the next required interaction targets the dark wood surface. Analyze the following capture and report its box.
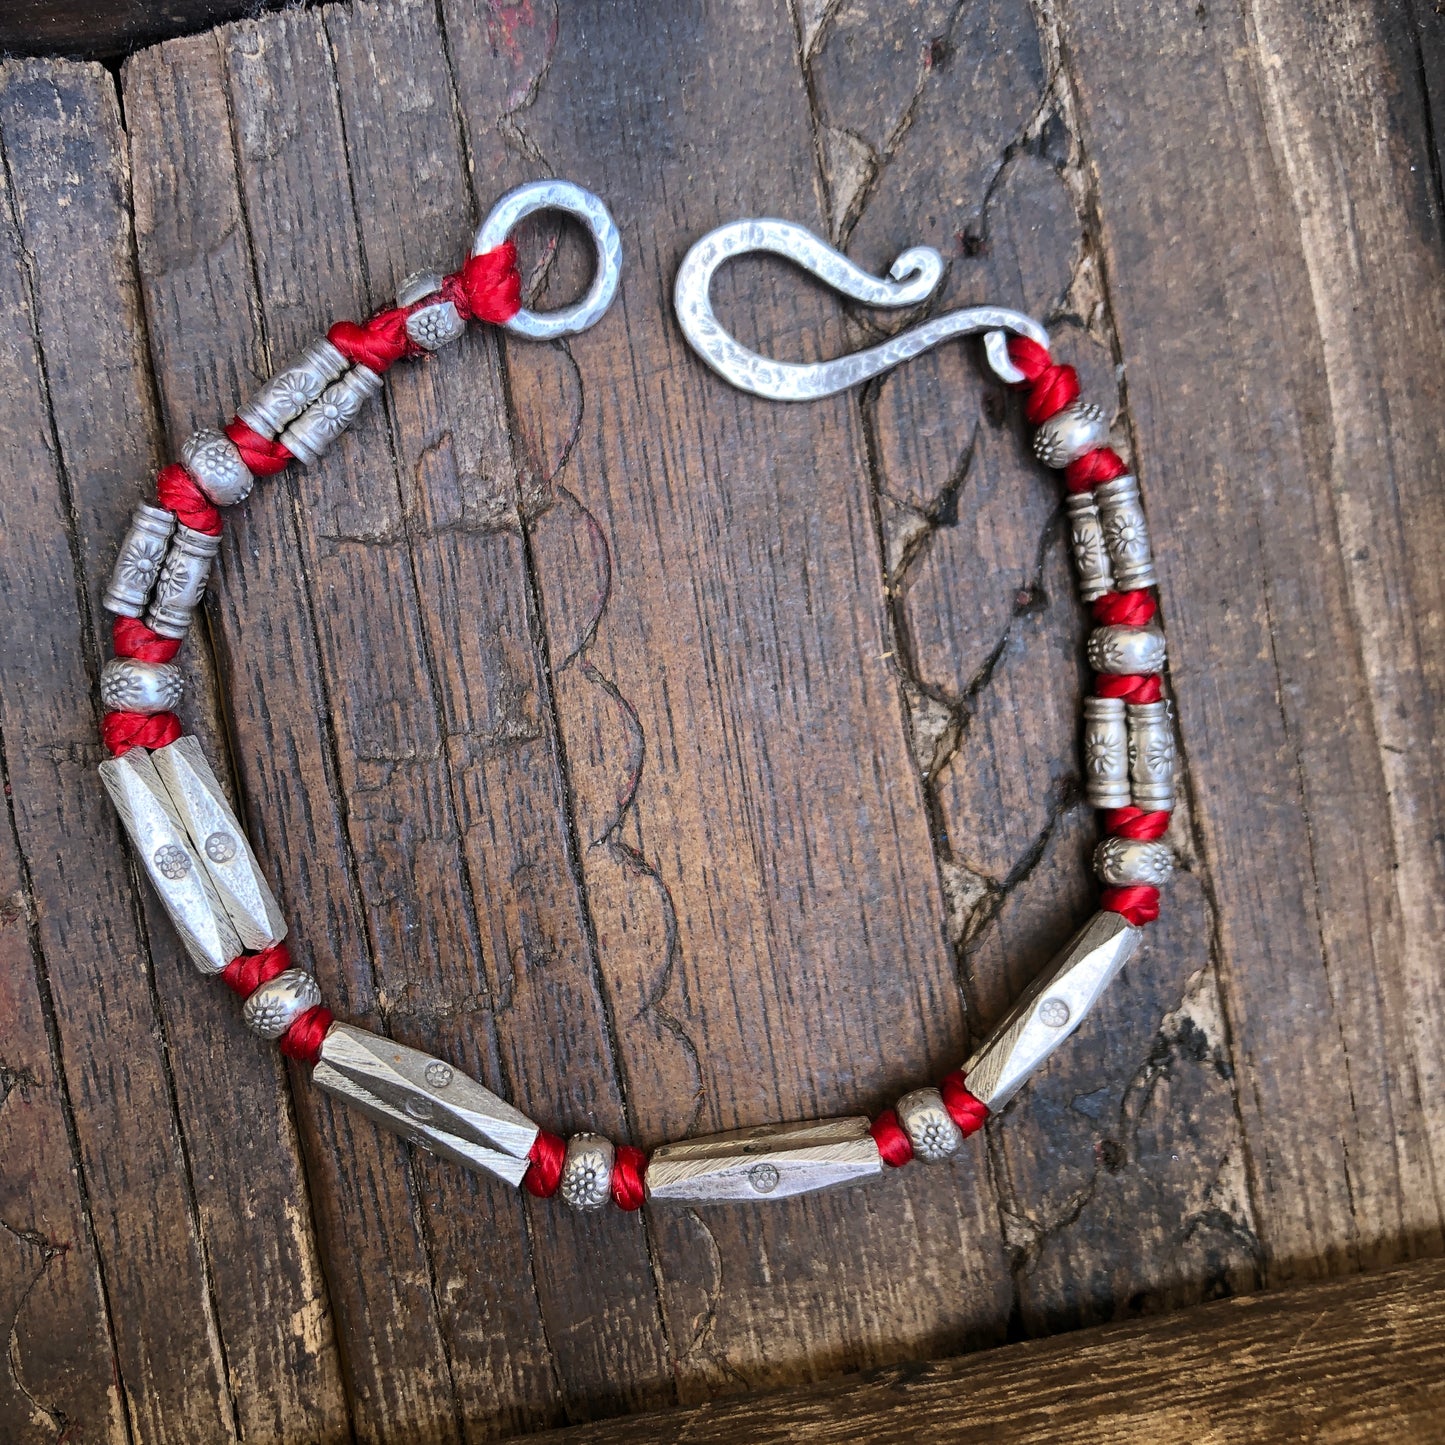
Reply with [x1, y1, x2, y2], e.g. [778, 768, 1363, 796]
[0, 1, 1441, 1441]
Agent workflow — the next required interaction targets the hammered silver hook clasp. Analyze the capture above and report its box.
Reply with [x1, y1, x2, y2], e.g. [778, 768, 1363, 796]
[475, 180, 622, 340]
[673, 218, 1050, 397]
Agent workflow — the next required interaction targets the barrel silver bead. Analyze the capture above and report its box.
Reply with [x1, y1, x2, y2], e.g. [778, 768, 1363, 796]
[1082, 696, 1130, 809]
[279, 365, 384, 465]
[396, 270, 465, 352]
[99, 657, 184, 715]
[242, 968, 322, 1040]
[896, 1087, 963, 1162]
[1094, 474, 1157, 590]
[559, 1134, 614, 1211]
[1087, 623, 1167, 676]
[1065, 492, 1114, 602]
[103, 504, 175, 617]
[180, 428, 254, 507]
[1127, 700, 1176, 809]
[1094, 836, 1175, 888]
[1033, 401, 1108, 469]
[236, 337, 349, 439]
[145, 524, 222, 640]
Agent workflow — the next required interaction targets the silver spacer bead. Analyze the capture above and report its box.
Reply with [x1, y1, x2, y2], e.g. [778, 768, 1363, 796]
[1082, 696, 1130, 809]
[145, 524, 222, 640]
[180, 428, 254, 507]
[236, 337, 349, 440]
[559, 1133, 615, 1210]
[1094, 474, 1157, 590]
[1127, 700, 1176, 810]
[1087, 623, 1167, 676]
[104, 504, 175, 617]
[1033, 401, 1108, 469]
[1094, 836, 1175, 888]
[396, 270, 465, 351]
[242, 967, 322, 1040]
[1064, 492, 1115, 603]
[99, 657, 184, 715]
[396, 270, 446, 308]
[896, 1087, 964, 1162]
[279, 365, 384, 466]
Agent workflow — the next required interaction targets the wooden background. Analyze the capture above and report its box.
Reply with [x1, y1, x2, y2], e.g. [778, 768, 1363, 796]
[1, 0, 1442, 1440]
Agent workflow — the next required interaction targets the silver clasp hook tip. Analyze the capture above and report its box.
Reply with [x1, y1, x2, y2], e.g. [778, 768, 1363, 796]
[673, 218, 1050, 397]
[474, 180, 622, 340]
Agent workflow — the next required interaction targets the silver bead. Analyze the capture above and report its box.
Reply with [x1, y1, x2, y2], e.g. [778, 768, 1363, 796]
[646, 1117, 882, 1204]
[145, 525, 221, 640]
[99, 748, 241, 974]
[1082, 696, 1130, 810]
[242, 967, 322, 1040]
[396, 270, 446, 308]
[1064, 492, 1114, 602]
[1033, 401, 1108, 469]
[1127, 700, 1176, 810]
[896, 1087, 963, 1162]
[150, 736, 286, 949]
[236, 337, 349, 440]
[1094, 836, 1175, 888]
[963, 910, 1142, 1112]
[396, 270, 466, 352]
[103, 504, 175, 617]
[1086, 623, 1167, 676]
[1094, 474, 1156, 590]
[179, 428, 253, 508]
[560, 1134, 615, 1210]
[279, 365, 384, 466]
[99, 657, 184, 715]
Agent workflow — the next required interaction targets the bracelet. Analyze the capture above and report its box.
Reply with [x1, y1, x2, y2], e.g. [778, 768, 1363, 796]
[96, 182, 1175, 1213]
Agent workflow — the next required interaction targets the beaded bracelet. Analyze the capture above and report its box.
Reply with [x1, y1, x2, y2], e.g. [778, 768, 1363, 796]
[96, 182, 1174, 1212]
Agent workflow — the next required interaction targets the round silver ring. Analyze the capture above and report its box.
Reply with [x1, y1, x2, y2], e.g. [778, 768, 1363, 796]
[473, 180, 622, 340]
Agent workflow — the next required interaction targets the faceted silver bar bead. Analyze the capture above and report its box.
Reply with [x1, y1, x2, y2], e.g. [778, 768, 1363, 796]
[396, 270, 466, 352]
[150, 736, 286, 950]
[1065, 492, 1114, 603]
[236, 337, 349, 440]
[1082, 696, 1130, 809]
[146, 524, 221, 640]
[1094, 836, 1175, 888]
[896, 1087, 963, 1162]
[560, 1134, 615, 1210]
[646, 1118, 882, 1203]
[1094, 474, 1157, 591]
[279, 365, 384, 466]
[1086, 623, 1167, 676]
[1128, 700, 1176, 810]
[312, 1022, 536, 1186]
[103, 503, 174, 617]
[99, 657, 183, 715]
[1033, 400, 1108, 469]
[180, 428, 253, 508]
[99, 748, 242, 974]
[242, 967, 321, 1039]
[962, 911, 1142, 1112]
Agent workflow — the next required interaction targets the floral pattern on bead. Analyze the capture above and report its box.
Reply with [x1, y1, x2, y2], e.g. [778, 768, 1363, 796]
[406, 300, 466, 352]
[153, 843, 192, 879]
[560, 1134, 614, 1209]
[1095, 836, 1175, 888]
[116, 535, 167, 593]
[1084, 725, 1124, 777]
[897, 1088, 963, 1163]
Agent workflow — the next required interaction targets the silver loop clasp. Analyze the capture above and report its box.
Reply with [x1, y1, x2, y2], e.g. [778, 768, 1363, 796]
[673, 218, 1050, 397]
[474, 180, 622, 340]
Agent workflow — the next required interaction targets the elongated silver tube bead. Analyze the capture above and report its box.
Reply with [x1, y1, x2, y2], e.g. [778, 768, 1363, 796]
[103, 503, 175, 617]
[146, 524, 222, 640]
[1094, 474, 1157, 590]
[1087, 623, 1166, 676]
[1127, 700, 1176, 810]
[896, 1087, 963, 1162]
[1033, 400, 1108, 469]
[99, 657, 184, 715]
[279, 365, 384, 466]
[1082, 696, 1130, 809]
[242, 967, 322, 1040]
[560, 1134, 615, 1211]
[1065, 492, 1114, 602]
[180, 428, 253, 507]
[1094, 836, 1175, 888]
[236, 337, 349, 440]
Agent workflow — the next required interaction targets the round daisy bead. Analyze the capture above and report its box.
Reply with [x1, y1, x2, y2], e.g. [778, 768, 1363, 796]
[560, 1133, 614, 1210]
[180, 427, 254, 507]
[896, 1087, 964, 1162]
[242, 968, 322, 1040]
[1033, 400, 1108, 468]
[100, 657, 184, 714]
[1094, 836, 1175, 888]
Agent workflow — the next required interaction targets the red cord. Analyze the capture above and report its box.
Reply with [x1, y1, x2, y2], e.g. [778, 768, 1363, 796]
[870, 1109, 914, 1167]
[1064, 447, 1129, 494]
[445, 242, 523, 325]
[1103, 807, 1170, 841]
[1006, 335, 1079, 424]
[225, 419, 293, 477]
[1095, 673, 1163, 705]
[156, 464, 222, 535]
[101, 710, 182, 756]
[1092, 590, 1157, 627]
[939, 1071, 989, 1136]
[328, 310, 418, 373]
[221, 941, 294, 997]
[112, 616, 181, 663]
[611, 1145, 648, 1211]
[279, 1006, 333, 1065]
[1100, 885, 1161, 926]
[523, 1130, 566, 1197]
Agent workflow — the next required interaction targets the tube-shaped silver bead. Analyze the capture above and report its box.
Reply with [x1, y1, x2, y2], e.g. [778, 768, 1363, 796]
[145, 525, 222, 640]
[1082, 696, 1130, 809]
[236, 337, 349, 440]
[103, 503, 175, 618]
[1094, 836, 1175, 888]
[397, 270, 466, 352]
[1127, 700, 1176, 810]
[896, 1087, 963, 1162]
[279, 365, 384, 466]
[560, 1134, 615, 1210]
[1087, 623, 1167, 676]
[242, 967, 322, 1040]
[1065, 492, 1114, 602]
[1033, 401, 1108, 469]
[99, 657, 184, 715]
[180, 428, 254, 508]
[1094, 474, 1157, 590]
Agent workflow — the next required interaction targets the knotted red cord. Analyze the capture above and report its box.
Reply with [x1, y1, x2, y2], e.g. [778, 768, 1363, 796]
[112, 616, 181, 664]
[328, 309, 418, 373]
[280, 1006, 333, 1065]
[871, 1109, 914, 1167]
[1100, 885, 1160, 926]
[939, 1072, 989, 1136]
[1102, 807, 1170, 841]
[1092, 590, 1156, 627]
[221, 941, 294, 997]
[610, 1145, 649, 1211]
[1065, 446, 1129, 493]
[1094, 673, 1163, 705]
[225, 419, 293, 477]
[101, 710, 182, 756]
[445, 241, 523, 325]
[155, 463, 221, 535]
[523, 1130, 567, 1197]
